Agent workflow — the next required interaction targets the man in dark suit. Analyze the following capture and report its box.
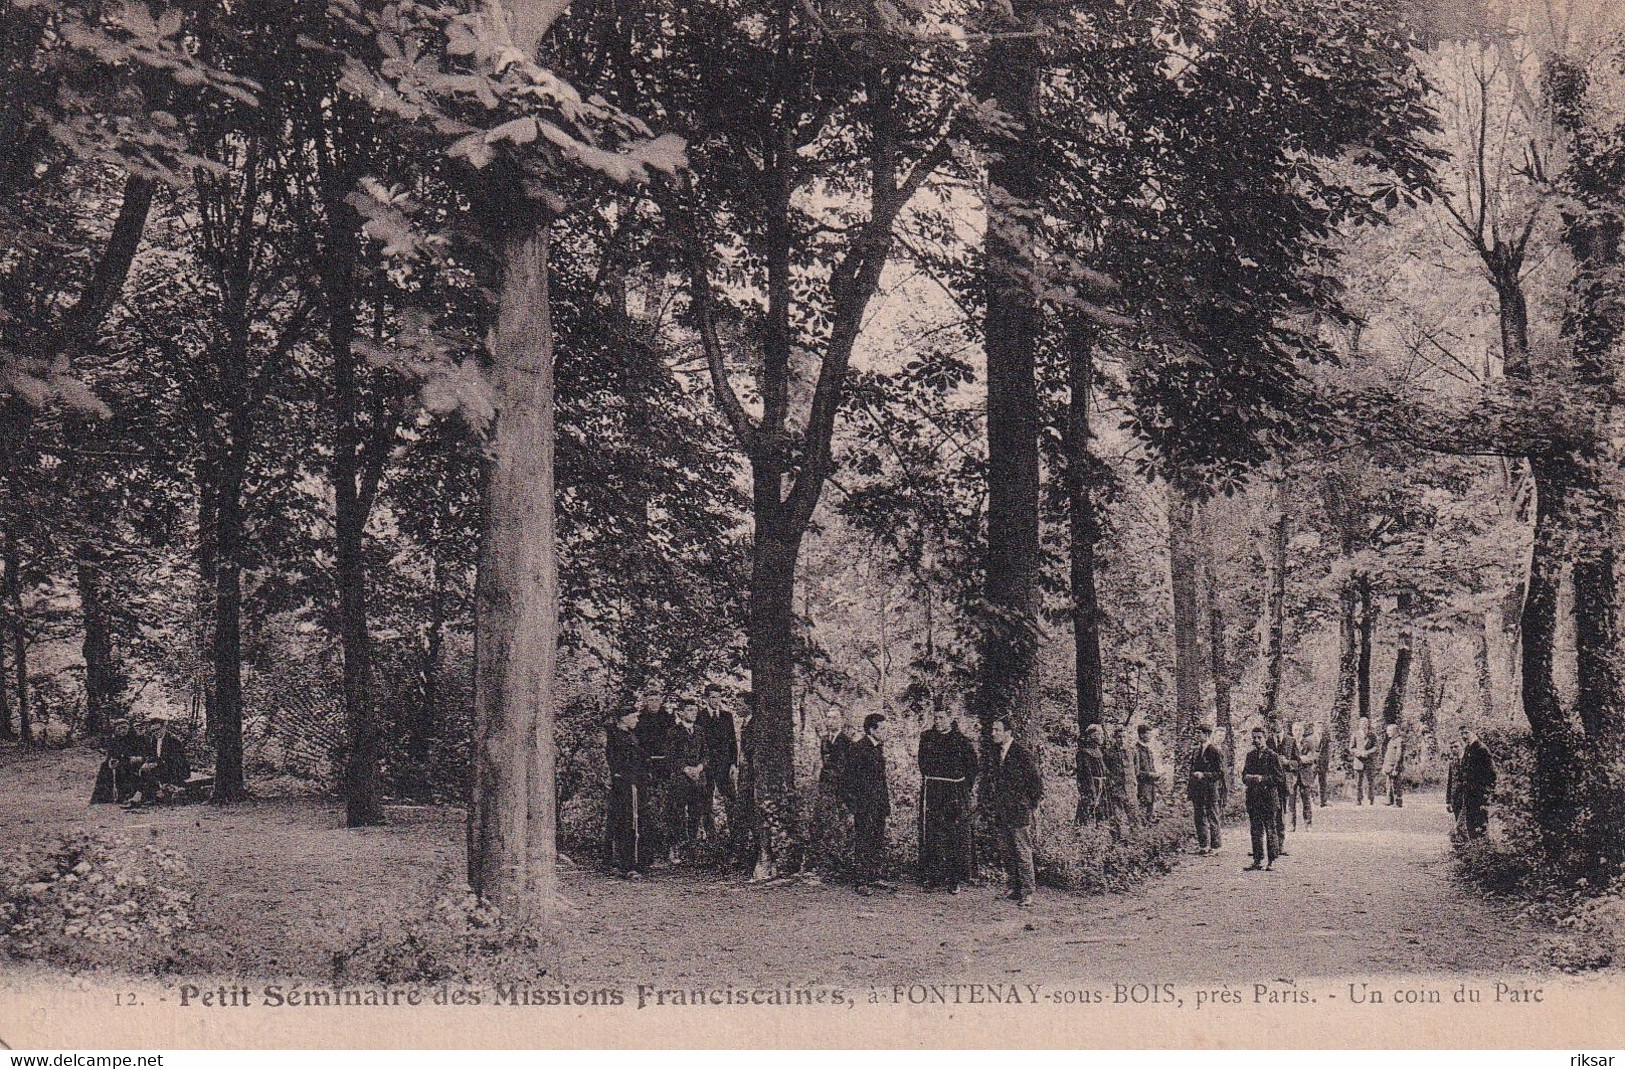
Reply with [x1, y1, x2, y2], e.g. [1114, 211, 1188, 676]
[1265, 719, 1296, 853]
[634, 690, 674, 864]
[844, 713, 893, 895]
[126, 714, 190, 807]
[987, 717, 1044, 908]
[1242, 726, 1285, 871]
[606, 708, 651, 878]
[664, 702, 709, 862]
[917, 704, 977, 893]
[1455, 726, 1497, 839]
[91, 719, 152, 804]
[1187, 723, 1226, 854]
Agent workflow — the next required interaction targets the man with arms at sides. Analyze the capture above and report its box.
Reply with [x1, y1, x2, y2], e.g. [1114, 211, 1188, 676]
[606, 707, 650, 879]
[1242, 726, 1285, 871]
[1382, 721, 1406, 807]
[1187, 722, 1226, 855]
[1287, 720, 1314, 830]
[1456, 725, 1496, 839]
[845, 712, 894, 895]
[1265, 718, 1297, 853]
[987, 717, 1044, 908]
[664, 701, 709, 863]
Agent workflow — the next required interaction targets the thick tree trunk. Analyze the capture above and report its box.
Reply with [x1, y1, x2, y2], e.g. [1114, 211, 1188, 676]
[210, 451, 248, 803]
[1332, 580, 1359, 753]
[978, 0, 1043, 747]
[1573, 538, 1620, 740]
[1065, 329, 1104, 744]
[469, 221, 559, 923]
[1380, 591, 1414, 725]
[327, 231, 384, 828]
[1416, 635, 1439, 736]
[76, 554, 118, 735]
[1522, 456, 1580, 833]
[1204, 568, 1235, 774]
[1169, 488, 1204, 758]
[0, 619, 11, 741]
[749, 523, 801, 868]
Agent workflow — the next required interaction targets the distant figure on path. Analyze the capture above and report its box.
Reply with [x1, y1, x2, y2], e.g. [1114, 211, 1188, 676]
[987, 717, 1043, 908]
[1351, 717, 1379, 806]
[1075, 723, 1106, 825]
[1307, 720, 1330, 806]
[1383, 722, 1406, 807]
[606, 708, 651, 878]
[917, 704, 977, 893]
[1187, 723, 1226, 854]
[1453, 726, 1496, 839]
[1287, 720, 1313, 830]
[845, 712, 893, 895]
[1134, 724, 1160, 823]
[1242, 726, 1285, 871]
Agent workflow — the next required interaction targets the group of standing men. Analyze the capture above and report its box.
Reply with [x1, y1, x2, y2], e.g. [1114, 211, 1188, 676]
[1196, 718, 1328, 871]
[1074, 723, 1164, 833]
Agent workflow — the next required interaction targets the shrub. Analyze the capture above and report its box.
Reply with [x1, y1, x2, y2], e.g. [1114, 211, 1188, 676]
[0, 833, 214, 973]
[335, 886, 548, 985]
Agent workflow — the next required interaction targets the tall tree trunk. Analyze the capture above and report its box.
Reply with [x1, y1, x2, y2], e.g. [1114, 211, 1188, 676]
[1474, 617, 1495, 720]
[1332, 579, 1359, 753]
[326, 222, 383, 828]
[1065, 328, 1104, 745]
[1523, 455, 1579, 833]
[0, 617, 11, 741]
[748, 513, 801, 868]
[76, 554, 118, 735]
[1380, 590, 1414, 725]
[210, 448, 248, 802]
[1257, 488, 1288, 722]
[1416, 634, 1439, 736]
[470, 218, 559, 923]
[196, 464, 219, 745]
[1168, 487, 1204, 758]
[410, 555, 445, 790]
[977, 0, 1043, 748]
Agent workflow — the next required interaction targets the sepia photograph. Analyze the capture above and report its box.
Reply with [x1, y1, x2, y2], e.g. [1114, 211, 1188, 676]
[1, 0, 1623, 1052]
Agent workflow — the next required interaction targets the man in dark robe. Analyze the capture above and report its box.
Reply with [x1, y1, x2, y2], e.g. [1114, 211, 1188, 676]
[1075, 723, 1106, 824]
[606, 708, 651, 878]
[634, 690, 673, 864]
[987, 717, 1043, 908]
[1243, 726, 1286, 871]
[91, 719, 152, 804]
[1455, 726, 1496, 839]
[844, 712, 893, 894]
[916, 705, 977, 892]
[664, 702, 709, 862]
[1187, 723, 1226, 853]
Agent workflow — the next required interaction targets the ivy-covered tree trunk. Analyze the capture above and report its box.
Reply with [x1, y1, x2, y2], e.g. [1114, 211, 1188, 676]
[1356, 574, 1374, 725]
[1474, 618, 1495, 719]
[470, 216, 560, 923]
[1522, 454, 1578, 835]
[1332, 580, 1359, 753]
[748, 522, 801, 866]
[1168, 488, 1204, 757]
[1065, 330, 1104, 742]
[978, 0, 1044, 746]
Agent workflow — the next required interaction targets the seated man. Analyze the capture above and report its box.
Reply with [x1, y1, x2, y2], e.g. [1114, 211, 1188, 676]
[91, 719, 152, 804]
[125, 714, 190, 808]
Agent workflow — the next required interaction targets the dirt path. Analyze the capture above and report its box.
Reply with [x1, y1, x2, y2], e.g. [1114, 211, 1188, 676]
[1, 745, 1549, 985]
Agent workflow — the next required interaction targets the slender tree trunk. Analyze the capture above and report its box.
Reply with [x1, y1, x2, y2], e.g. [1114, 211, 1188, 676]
[470, 219, 559, 922]
[0, 617, 11, 741]
[1416, 634, 1439, 736]
[410, 555, 444, 788]
[1065, 328, 1104, 744]
[1474, 617, 1496, 719]
[77, 554, 118, 735]
[1168, 487, 1204, 758]
[210, 447, 248, 802]
[1381, 590, 1414, 725]
[977, 0, 1043, 747]
[196, 465, 219, 746]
